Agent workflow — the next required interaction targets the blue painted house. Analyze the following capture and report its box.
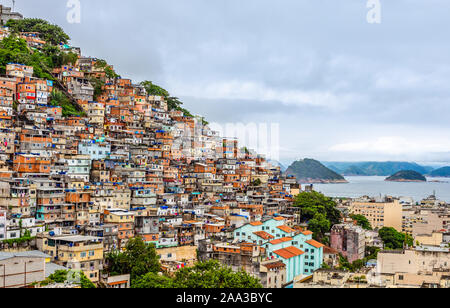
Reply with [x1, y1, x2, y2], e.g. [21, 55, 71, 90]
[233, 217, 324, 284]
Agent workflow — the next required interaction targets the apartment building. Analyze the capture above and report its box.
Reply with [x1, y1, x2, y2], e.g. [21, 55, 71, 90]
[37, 234, 104, 283]
[350, 198, 403, 231]
[376, 245, 450, 287]
[330, 224, 366, 263]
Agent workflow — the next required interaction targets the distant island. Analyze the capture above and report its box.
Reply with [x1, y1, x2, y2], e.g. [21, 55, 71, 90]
[286, 159, 348, 184]
[323, 161, 433, 176]
[429, 167, 450, 178]
[385, 170, 427, 182]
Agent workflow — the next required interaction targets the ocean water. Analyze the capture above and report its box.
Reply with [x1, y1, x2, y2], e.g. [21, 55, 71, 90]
[313, 176, 450, 203]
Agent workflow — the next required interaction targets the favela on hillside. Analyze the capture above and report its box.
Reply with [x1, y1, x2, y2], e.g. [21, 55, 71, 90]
[0, 0, 449, 298]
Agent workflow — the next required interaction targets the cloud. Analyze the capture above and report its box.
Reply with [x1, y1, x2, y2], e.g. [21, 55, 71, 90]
[169, 79, 362, 110]
[330, 137, 450, 156]
[13, 0, 450, 164]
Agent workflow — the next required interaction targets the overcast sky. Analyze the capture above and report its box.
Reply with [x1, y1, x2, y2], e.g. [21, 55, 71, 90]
[11, 0, 450, 166]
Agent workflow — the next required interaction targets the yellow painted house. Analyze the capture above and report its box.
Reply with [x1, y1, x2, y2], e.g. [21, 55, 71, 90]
[37, 234, 104, 283]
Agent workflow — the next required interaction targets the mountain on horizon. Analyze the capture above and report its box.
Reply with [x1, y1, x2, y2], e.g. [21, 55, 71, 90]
[385, 170, 427, 182]
[429, 166, 450, 177]
[322, 161, 435, 176]
[285, 159, 347, 183]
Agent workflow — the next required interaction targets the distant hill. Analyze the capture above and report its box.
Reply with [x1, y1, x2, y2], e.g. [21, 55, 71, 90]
[286, 159, 348, 184]
[385, 170, 427, 182]
[429, 167, 450, 177]
[343, 165, 368, 176]
[327, 165, 343, 174]
[323, 161, 433, 176]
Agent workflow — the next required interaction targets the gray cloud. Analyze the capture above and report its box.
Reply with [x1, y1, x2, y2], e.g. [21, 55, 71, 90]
[14, 0, 450, 165]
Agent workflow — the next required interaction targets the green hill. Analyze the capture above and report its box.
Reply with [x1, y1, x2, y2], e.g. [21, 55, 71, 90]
[385, 170, 427, 182]
[286, 159, 348, 183]
[429, 167, 450, 177]
[343, 165, 368, 176]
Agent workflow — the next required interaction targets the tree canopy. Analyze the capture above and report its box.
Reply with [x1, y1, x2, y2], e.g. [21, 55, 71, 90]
[378, 227, 413, 250]
[49, 89, 85, 117]
[105, 237, 161, 283]
[6, 18, 70, 45]
[350, 214, 372, 230]
[140, 80, 170, 97]
[132, 260, 262, 289]
[0, 34, 77, 80]
[139, 81, 195, 118]
[293, 191, 341, 241]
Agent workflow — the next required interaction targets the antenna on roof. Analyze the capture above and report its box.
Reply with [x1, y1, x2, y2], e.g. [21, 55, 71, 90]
[12, 0, 16, 12]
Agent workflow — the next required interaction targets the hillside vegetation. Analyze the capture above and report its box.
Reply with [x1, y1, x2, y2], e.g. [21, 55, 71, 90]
[429, 167, 450, 178]
[286, 159, 347, 183]
[324, 161, 433, 176]
[385, 170, 427, 182]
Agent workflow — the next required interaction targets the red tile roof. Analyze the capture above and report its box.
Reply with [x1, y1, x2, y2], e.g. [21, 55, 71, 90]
[253, 231, 275, 240]
[285, 246, 305, 256]
[306, 239, 325, 249]
[273, 217, 285, 221]
[269, 237, 293, 245]
[263, 261, 286, 269]
[302, 230, 313, 236]
[323, 246, 339, 254]
[277, 225, 295, 233]
[249, 221, 263, 226]
[273, 246, 304, 259]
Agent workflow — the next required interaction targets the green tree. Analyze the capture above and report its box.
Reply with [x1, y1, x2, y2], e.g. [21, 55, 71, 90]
[293, 191, 341, 240]
[139, 81, 195, 117]
[44, 270, 96, 288]
[140, 80, 170, 97]
[173, 261, 262, 288]
[133, 260, 262, 289]
[251, 178, 262, 186]
[105, 237, 161, 283]
[294, 191, 341, 225]
[6, 18, 70, 45]
[49, 89, 85, 117]
[90, 77, 106, 101]
[307, 212, 331, 241]
[0, 36, 55, 79]
[350, 214, 372, 230]
[378, 227, 413, 250]
[132, 272, 175, 288]
[365, 246, 380, 260]
[62, 52, 79, 66]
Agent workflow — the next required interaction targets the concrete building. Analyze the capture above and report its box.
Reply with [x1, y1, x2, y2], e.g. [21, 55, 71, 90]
[0, 209, 6, 240]
[331, 224, 366, 263]
[0, 251, 50, 288]
[376, 245, 450, 287]
[350, 198, 402, 231]
[36, 234, 104, 283]
[259, 259, 287, 288]
[0, 5, 23, 25]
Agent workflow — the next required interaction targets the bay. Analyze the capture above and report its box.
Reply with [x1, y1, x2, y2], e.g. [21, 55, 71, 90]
[313, 176, 450, 203]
